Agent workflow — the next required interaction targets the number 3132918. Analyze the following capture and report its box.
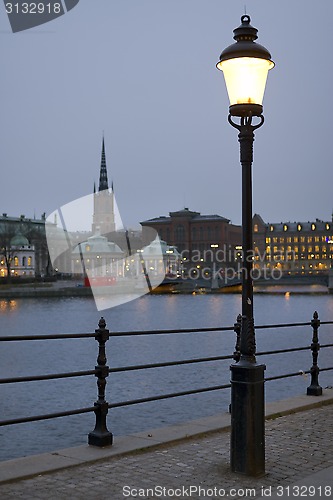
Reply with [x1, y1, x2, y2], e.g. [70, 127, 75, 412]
[5, 3, 62, 14]
[276, 485, 332, 496]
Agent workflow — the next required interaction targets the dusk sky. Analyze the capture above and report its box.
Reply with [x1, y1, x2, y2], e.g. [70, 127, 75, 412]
[1, 0, 332, 230]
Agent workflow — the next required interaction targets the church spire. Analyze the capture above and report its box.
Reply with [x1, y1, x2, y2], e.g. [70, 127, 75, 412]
[99, 137, 109, 191]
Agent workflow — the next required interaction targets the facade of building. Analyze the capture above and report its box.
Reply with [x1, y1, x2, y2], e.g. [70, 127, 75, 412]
[253, 214, 333, 276]
[141, 208, 242, 274]
[0, 233, 35, 278]
[0, 213, 49, 279]
[72, 233, 124, 280]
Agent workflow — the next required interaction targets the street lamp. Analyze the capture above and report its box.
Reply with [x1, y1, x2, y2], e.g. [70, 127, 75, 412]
[216, 15, 274, 476]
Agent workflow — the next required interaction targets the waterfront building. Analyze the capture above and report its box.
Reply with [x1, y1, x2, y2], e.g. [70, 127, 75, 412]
[141, 208, 242, 273]
[0, 233, 35, 278]
[72, 233, 124, 280]
[253, 214, 333, 276]
[139, 239, 181, 278]
[0, 213, 49, 278]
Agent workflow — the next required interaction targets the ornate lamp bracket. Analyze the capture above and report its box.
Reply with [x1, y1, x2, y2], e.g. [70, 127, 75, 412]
[228, 113, 264, 132]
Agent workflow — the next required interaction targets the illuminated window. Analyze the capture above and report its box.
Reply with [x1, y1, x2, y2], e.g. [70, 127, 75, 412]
[279, 238, 285, 243]
[300, 237, 305, 243]
[283, 225, 288, 231]
[294, 246, 299, 253]
[14, 257, 19, 267]
[297, 224, 302, 231]
[314, 237, 320, 242]
[322, 246, 327, 253]
[294, 237, 298, 243]
[311, 224, 316, 231]
[287, 237, 292, 243]
[254, 224, 258, 232]
[265, 237, 271, 244]
[307, 237, 313, 243]
[28, 257, 32, 266]
[326, 224, 330, 230]
[85, 245, 90, 252]
[308, 246, 313, 253]
[273, 246, 278, 253]
[270, 225, 274, 232]
[315, 246, 320, 252]
[273, 237, 278, 243]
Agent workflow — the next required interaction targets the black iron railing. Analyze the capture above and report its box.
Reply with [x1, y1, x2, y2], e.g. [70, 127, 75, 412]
[0, 312, 332, 446]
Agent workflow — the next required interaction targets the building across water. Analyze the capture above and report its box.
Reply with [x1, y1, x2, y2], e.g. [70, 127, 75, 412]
[0, 213, 50, 279]
[253, 214, 333, 277]
[141, 209, 333, 281]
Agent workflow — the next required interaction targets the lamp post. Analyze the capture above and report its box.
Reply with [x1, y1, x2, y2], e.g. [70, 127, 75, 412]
[216, 15, 274, 476]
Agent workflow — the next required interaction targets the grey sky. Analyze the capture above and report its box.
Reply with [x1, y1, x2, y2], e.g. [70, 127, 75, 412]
[1, 0, 332, 229]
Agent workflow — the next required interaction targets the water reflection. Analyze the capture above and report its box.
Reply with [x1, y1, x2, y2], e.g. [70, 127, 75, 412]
[0, 299, 17, 312]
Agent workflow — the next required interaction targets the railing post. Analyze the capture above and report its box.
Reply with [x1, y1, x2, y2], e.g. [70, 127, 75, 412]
[88, 317, 113, 446]
[307, 311, 323, 396]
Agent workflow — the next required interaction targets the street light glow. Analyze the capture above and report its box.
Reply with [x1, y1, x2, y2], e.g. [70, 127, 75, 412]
[217, 57, 274, 106]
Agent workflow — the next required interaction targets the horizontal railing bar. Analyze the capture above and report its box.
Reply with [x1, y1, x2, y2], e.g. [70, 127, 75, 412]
[109, 355, 234, 373]
[0, 406, 96, 427]
[2, 319, 332, 342]
[0, 333, 96, 341]
[108, 384, 232, 408]
[255, 322, 310, 329]
[265, 370, 311, 381]
[111, 344, 333, 373]
[0, 369, 96, 385]
[256, 346, 310, 356]
[2, 345, 332, 384]
[109, 326, 234, 336]
[319, 366, 333, 372]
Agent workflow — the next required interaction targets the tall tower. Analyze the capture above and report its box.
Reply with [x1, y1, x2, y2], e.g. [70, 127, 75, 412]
[92, 138, 116, 235]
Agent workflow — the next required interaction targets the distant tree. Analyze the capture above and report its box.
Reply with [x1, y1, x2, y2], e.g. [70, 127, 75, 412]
[24, 222, 52, 277]
[0, 223, 18, 282]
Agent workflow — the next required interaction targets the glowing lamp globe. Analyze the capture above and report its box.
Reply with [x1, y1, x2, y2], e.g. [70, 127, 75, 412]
[216, 15, 274, 117]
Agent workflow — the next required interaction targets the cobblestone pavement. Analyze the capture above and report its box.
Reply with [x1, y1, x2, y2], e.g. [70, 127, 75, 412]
[1, 404, 332, 500]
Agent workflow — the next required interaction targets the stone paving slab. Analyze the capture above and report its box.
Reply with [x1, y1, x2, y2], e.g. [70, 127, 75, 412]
[0, 392, 332, 499]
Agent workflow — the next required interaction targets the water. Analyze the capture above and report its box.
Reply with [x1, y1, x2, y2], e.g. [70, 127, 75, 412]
[0, 292, 332, 462]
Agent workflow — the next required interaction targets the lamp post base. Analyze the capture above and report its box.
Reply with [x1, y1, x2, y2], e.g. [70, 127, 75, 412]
[230, 361, 266, 476]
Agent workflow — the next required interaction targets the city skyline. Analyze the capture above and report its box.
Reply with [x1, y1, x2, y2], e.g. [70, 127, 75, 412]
[1, 0, 332, 229]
